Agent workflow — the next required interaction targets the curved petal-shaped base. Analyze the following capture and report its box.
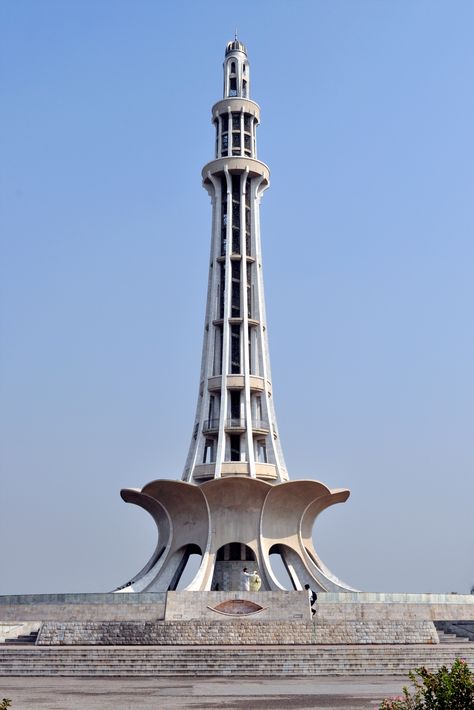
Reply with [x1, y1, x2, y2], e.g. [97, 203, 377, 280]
[116, 476, 358, 593]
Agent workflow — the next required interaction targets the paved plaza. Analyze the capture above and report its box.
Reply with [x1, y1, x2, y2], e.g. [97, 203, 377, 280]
[1, 675, 408, 709]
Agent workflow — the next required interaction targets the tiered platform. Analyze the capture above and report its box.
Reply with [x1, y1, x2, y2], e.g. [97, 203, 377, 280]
[1, 643, 474, 677]
[1, 591, 473, 676]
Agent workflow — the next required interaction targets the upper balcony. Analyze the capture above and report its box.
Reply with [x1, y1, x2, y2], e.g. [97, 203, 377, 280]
[251, 419, 270, 435]
[225, 418, 246, 432]
[202, 416, 270, 436]
[207, 375, 267, 393]
[202, 418, 220, 434]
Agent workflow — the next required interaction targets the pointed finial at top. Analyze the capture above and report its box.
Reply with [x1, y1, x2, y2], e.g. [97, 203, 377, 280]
[234, 28, 238, 41]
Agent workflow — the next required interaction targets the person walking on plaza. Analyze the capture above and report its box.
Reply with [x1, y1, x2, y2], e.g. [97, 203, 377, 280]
[304, 583, 317, 616]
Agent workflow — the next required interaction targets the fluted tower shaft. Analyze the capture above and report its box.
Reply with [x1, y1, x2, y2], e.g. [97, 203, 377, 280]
[183, 39, 288, 484]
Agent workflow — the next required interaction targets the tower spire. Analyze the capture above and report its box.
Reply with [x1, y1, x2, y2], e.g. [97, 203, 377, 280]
[183, 40, 287, 484]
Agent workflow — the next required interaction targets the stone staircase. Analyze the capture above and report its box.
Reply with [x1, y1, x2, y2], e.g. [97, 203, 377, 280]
[437, 630, 470, 644]
[4, 631, 38, 645]
[1, 644, 474, 677]
[435, 620, 474, 642]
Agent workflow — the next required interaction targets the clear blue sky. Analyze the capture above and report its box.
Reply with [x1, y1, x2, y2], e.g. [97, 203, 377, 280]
[1, 0, 473, 595]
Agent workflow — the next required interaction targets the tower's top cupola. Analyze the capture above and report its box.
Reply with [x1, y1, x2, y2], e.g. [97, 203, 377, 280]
[223, 37, 250, 99]
[225, 39, 247, 56]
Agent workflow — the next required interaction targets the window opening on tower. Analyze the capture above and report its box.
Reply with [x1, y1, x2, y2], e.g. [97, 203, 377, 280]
[245, 189, 251, 253]
[231, 174, 240, 253]
[245, 184, 250, 207]
[232, 200, 240, 224]
[246, 262, 252, 317]
[256, 439, 267, 464]
[219, 263, 225, 319]
[220, 114, 229, 156]
[245, 226, 251, 254]
[230, 390, 240, 424]
[232, 113, 241, 155]
[208, 395, 218, 425]
[229, 77, 237, 97]
[203, 438, 215, 464]
[232, 173, 240, 196]
[213, 326, 223, 376]
[231, 260, 240, 317]
[220, 176, 227, 256]
[230, 434, 240, 461]
[248, 326, 253, 373]
[231, 324, 241, 373]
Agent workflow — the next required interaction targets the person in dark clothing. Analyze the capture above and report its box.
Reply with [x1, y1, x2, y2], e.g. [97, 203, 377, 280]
[304, 583, 317, 616]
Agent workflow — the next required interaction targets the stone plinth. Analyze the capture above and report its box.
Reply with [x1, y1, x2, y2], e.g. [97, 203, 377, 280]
[36, 619, 438, 645]
[164, 591, 308, 621]
[2, 592, 474, 647]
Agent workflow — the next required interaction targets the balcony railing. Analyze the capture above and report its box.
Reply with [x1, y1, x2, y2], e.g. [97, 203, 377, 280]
[202, 418, 219, 433]
[225, 418, 246, 430]
[252, 419, 270, 432]
[203, 418, 270, 433]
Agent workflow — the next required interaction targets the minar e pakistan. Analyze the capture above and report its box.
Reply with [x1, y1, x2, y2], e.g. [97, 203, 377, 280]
[117, 37, 357, 595]
[2, 39, 473, 676]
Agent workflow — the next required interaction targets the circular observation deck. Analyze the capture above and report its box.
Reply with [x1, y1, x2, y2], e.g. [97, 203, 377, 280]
[202, 156, 269, 184]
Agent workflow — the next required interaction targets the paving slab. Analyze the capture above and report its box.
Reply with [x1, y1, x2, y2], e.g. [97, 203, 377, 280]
[0, 675, 409, 709]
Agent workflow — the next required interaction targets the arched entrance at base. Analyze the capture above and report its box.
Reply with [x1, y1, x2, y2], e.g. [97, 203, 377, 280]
[212, 542, 256, 591]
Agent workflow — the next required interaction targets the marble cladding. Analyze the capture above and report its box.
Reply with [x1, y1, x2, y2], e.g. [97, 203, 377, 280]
[36, 619, 439, 645]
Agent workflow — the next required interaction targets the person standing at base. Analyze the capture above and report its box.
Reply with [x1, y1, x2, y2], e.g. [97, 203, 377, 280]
[241, 567, 252, 592]
[249, 570, 261, 591]
[304, 583, 317, 616]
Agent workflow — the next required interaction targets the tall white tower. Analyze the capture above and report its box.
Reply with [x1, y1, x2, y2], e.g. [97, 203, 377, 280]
[183, 39, 288, 484]
[119, 40, 355, 594]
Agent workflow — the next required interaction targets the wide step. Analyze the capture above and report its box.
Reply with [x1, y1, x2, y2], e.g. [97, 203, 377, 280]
[4, 631, 38, 645]
[1, 645, 474, 677]
[438, 630, 470, 643]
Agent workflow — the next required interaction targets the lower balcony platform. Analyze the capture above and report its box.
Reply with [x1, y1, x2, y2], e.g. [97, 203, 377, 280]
[191, 463, 278, 481]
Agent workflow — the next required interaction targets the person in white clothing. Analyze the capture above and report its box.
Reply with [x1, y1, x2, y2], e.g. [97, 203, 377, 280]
[241, 567, 252, 592]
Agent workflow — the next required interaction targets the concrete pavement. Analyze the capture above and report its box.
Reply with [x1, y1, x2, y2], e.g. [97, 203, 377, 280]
[0, 675, 409, 709]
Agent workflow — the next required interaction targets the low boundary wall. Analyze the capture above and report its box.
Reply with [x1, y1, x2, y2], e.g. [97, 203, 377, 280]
[0, 593, 166, 622]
